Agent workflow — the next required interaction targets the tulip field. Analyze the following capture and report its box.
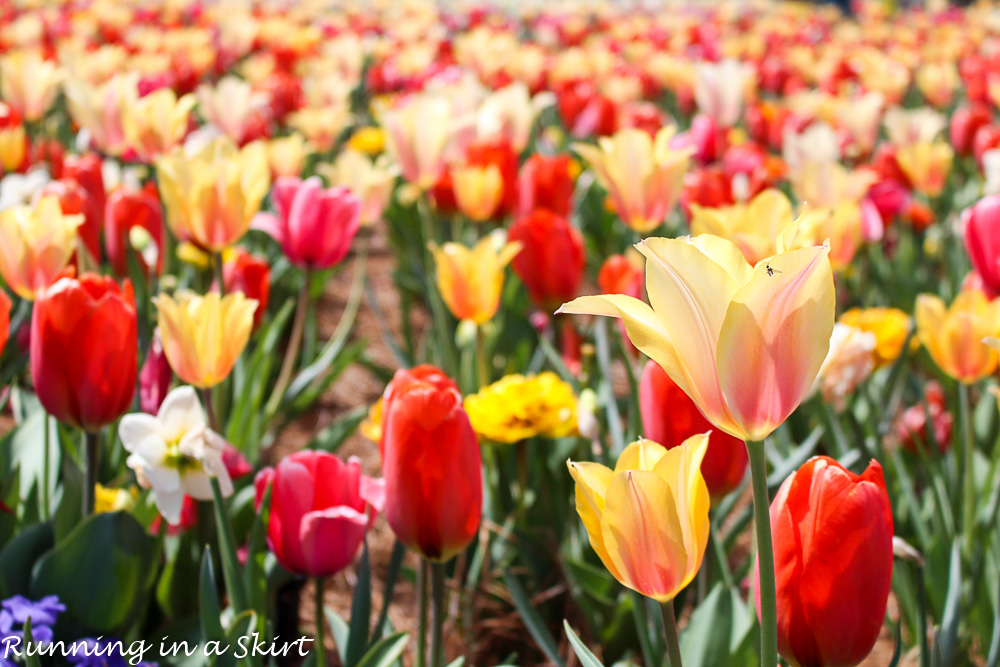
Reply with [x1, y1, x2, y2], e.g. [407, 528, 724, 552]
[6, 0, 1000, 665]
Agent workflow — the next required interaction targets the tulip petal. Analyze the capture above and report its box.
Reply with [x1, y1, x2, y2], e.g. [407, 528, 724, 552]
[635, 237, 744, 435]
[299, 506, 368, 577]
[716, 245, 835, 442]
[613, 439, 668, 474]
[567, 461, 621, 582]
[557, 294, 689, 398]
[651, 433, 711, 581]
[601, 470, 689, 602]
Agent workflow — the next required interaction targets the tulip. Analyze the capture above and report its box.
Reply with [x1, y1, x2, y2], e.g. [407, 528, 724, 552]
[254, 450, 385, 577]
[35, 179, 101, 267]
[694, 59, 754, 128]
[62, 154, 107, 231]
[0, 50, 63, 122]
[598, 253, 643, 299]
[0, 289, 10, 358]
[838, 307, 912, 369]
[154, 290, 258, 389]
[139, 330, 172, 415]
[104, 184, 164, 276]
[196, 76, 269, 146]
[519, 153, 575, 218]
[253, 176, 361, 270]
[963, 194, 1000, 297]
[120, 386, 234, 525]
[640, 361, 748, 499]
[0, 104, 27, 173]
[463, 139, 520, 218]
[267, 133, 314, 179]
[223, 248, 271, 329]
[429, 236, 521, 324]
[779, 203, 865, 272]
[560, 234, 835, 442]
[567, 435, 710, 601]
[318, 150, 397, 226]
[574, 127, 691, 232]
[950, 104, 992, 157]
[475, 82, 552, 153]
[31, 274, 137, 431]
[508, 209, 585, 310]
[156, 136, 271, 252]
[451, 164, 504, 222]
[916, 62, 959, 108]
[883, 107, 947, 149]
[381, 94, 455, 191]
[893, 381, 952, 454]
[379, 365, 482, 561]
[916, 289, 1000, 384]
[812, 324, 877, 411]
[755, 456, 893, 667]
[64, 73, 139, 157]
[0, 195, 83, 300]
[896, 140, 953, 198]
[689, 189, 794, 265]
[121, 88, 197, 163]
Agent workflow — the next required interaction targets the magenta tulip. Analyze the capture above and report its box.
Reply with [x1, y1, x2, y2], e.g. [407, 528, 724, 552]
[964, 194, 1000, 297]
[254, 450, 385, 577]
[253, 176, 362, 270]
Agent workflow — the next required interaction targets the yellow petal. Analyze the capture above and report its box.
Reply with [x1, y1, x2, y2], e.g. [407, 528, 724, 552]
[614, 439, 669, 474]
[567, 461, 621, 581]
[651, 433, 711, 584]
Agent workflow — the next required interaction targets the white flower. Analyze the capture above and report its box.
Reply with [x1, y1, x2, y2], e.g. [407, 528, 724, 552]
[0, 168, 50, 211]
[119, 386, 233, 524]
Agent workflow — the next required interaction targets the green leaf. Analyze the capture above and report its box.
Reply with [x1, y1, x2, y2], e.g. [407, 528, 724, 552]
[445, 659, 466, 667]
[200, 546, 225, 642]
[887, 622, 903, 667]
[935, 540, 962, 666]
[563, 620, 605, 667]
[246, 481, 272, 624]
[681, 583, 757, 667]
[371, 540, 406, 643]
[0, 522, 54, 598]
[309, 404, 368, 452]
[503, 570, 566, 667]
[325, 607, 350, 664]
[354, 632, 410, 667]
[30, 511, 154, 636]
[22, 616, 42, 667]
[345, 539, 373, 667]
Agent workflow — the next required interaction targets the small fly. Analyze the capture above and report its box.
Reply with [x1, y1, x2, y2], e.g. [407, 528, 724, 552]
[766, 264, 782, 277]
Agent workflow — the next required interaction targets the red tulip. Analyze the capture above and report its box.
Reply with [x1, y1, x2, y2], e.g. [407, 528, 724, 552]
[755, 456, 893, 667]
[508, 209, 585, 310]
[597, 254, 642, 299]
[639, 361, 748, 499]
[519, 154, 575, 218]
[254, 451, 384, 577]
[893, 380, 952, 454]
[62, 154, 106, 233]
[0, 289, 10, 358]
[223, 248, 271, 328]
[104, 184, 164, 276]
[253, 176, 361, 270]
[680, 166, 734, 218]
[465, 138, 519, 218]
[138, 329, 172, 415]
[30, 273, 137, 431]
[950, 104, 992, 157]
[380, 365, 481, 561]
[973, 124, 1000, 169]
[964, 195, 1000, 297]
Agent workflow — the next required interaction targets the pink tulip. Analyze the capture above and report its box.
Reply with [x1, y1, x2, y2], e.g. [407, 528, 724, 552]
[964, 194, 1000, 297]
[253, 176, 361, 270]
[254, 451, 385, 578]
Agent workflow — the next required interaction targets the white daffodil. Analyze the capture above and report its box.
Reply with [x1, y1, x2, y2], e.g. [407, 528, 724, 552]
[119, 385, 233, 524]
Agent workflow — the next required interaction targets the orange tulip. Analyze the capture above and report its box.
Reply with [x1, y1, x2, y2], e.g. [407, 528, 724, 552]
[0, 196, 83, 300]
[917, 289, 1000, 383]
[429, 236, 521, 324]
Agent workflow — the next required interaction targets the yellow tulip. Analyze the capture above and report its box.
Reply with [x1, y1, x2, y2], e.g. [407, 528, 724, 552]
[916, 289, 1000, 384]
[0, 196, 83, 300]
[0, 123, 26, 173]
[318, 150, 398, 227]
[122, 88, 197, 163]
[451, 164, 504, 222]
[0, 50, 62, 122]
[381, 94, 455, 191]
[778, 202, 864, 272]
[916, 63, 958, 108]
[267, 133, 314, 179]
[573, 127, 691, 233]
[559, 234, 834, 442]
[348, 127, 386, 155]
[429, 236, 521, 324]
[897, 140, 953, 198]
[156, 137, 271, 252]
[287, 105, 351, 153]
[567, 435, 710, 602]
[154, 290, 258, 388]
[839, 307, 913, 368]
[688, 188, 794, 265]
[64, 73, 139, 157]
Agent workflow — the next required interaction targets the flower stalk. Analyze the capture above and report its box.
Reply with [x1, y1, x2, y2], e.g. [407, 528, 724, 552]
[747, 440, 777, 667]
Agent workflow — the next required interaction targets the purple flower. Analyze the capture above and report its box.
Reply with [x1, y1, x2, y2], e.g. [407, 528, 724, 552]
[2, 595, 64, 627]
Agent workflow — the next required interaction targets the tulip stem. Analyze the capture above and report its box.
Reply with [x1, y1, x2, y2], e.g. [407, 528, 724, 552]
[41, 415, 51, 521]
[266, 270, 311, 419]
[213, 252, 226, 296]
[661, 600, 683, 667]
[314, 577, 327, 666]
[747, 440, 778, 667]
[430, 561, 446, 667]
[209, 476, 250, 613]
[957, 382, 976, 546]
[417, 560, 429, 667]
[476, 325, 489, 388]
[83, 430, 100, 518]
